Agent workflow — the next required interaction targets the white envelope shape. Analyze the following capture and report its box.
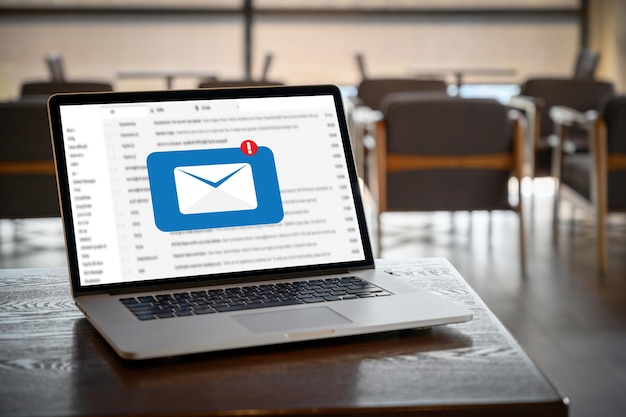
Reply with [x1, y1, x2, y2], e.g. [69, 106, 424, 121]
[173, 163, 258, 215]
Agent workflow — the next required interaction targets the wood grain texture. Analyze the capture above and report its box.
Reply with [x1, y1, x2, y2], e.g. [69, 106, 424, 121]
[0, 259, 568, 417]
[386, 153, 514, 171]
[0, 161, 56, 175]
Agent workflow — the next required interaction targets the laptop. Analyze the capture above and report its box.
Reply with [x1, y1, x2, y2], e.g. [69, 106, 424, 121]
[47, 84, 472, 360]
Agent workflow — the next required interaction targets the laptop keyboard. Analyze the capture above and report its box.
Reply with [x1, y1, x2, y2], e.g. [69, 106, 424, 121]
[120, 276, 393, 321]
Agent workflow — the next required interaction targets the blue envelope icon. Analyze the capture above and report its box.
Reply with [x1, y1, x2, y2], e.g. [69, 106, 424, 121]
[174, 163, 258, 215]
[147, 147, 283, 232]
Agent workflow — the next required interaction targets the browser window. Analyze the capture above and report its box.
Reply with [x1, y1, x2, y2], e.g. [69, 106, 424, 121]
[58, 95, 365, 286]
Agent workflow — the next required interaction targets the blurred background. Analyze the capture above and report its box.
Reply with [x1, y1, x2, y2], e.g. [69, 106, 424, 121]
[0, 0, 624, 97]
[1, 2, 626, 416]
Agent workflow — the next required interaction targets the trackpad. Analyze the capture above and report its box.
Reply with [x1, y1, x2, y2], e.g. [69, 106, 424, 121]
[234, 306, 351, 334]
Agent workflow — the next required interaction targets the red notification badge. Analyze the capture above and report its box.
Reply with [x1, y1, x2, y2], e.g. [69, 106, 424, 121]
[240, 140, 258, 156]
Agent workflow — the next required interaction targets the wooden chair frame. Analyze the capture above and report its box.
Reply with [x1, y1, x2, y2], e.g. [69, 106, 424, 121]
[550, 106, 626, 275]
[371, 110, 527, 276]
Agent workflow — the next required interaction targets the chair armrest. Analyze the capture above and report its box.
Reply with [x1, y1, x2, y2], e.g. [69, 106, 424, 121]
[508, 97, 544, 177]
[347, 95, 363, 107]
[507, 109, 527, 181]
[508, 95, 545, 113]
[549, 105, 598, 129]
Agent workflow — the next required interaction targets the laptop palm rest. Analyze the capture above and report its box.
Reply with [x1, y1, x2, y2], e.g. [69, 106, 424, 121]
[234, 306, 351, 334]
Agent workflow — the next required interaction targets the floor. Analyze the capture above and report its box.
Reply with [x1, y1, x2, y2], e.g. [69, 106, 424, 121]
[1, 178, 625, 417]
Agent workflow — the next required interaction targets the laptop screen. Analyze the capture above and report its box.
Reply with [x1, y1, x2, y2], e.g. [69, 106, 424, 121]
[49, 86, 373, 290]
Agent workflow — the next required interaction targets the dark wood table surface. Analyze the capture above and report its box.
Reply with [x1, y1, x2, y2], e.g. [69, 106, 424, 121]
[0, 258, 568, 417]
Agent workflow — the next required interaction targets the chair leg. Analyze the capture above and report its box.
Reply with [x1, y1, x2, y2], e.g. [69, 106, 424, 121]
[530, 177, 536, 223]
[519, 212, 527, 279]
[597, 208, 607, 276]
[552, 177, 560, 245]
[376, 213, 383, 258]
[517, 192, 527, 278]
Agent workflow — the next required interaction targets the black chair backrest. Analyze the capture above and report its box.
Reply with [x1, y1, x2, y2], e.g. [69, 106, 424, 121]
[0, 101, 52, 162]
[45, 52, 65, 82]
[520, 78, 614, 137]
[381, 94, 511, 155]
[20, 81, 113, 97]
[573, 48, 600, 80]
[380, 95, 514, 212]
[357, 78, 448, 111]
[355, 52, 367, 81]
[0, 100, 60, 218]
[260, 53, 274, 81]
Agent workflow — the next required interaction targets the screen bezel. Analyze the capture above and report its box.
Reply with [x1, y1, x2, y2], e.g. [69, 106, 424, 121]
[47, 84, 375, 296]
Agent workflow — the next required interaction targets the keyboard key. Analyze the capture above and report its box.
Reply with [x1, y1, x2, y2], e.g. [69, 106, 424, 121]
[193, 308, 215, 315]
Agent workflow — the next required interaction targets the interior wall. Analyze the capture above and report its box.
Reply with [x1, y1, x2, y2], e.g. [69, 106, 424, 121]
[589, 0, 626, 92]
[0, 11, 581, 100]
[255, 16, 579, 86]
[0, 15, 243, 100]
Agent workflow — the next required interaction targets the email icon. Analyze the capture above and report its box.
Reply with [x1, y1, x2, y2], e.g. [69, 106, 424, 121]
[147, 146, 283, 232]
[174, 163, 258, 215]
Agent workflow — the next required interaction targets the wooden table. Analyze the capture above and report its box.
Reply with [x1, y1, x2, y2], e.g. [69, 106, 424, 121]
[0, 258, 568, 416]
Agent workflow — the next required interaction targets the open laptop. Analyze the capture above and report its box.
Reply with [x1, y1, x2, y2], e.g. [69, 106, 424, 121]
[47, 84, 472, 360]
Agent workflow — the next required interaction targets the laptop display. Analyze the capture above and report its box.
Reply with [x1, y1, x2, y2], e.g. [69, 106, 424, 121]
[50, 86, 373, 291]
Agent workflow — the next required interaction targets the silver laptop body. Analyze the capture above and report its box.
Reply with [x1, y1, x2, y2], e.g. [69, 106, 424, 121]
[48, 84, 472, 360]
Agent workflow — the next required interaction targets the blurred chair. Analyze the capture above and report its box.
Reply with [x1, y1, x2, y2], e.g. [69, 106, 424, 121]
[351, 78, 449, 184]
[45, 51, 65, 82]
[0, 101, 60, 219]
[509, 78, 614, 180]
[356, 78, 448, 111]
[573, 48, 600, 80]
[355, 51, 368, 81]
[21, 81, 113, 98]
[550, 95, 626, 275]
[198, 80, 283, 89]
[371, 94, 526, 275]
[260, 52, 274, 82]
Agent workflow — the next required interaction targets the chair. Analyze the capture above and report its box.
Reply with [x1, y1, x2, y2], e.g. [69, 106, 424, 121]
[260, 52, 274, 82]
[573, 48, 600, 80]
[550, 95, 626, 275]
[20, 81, 113, 98]
[350, 79, 449, 183]
[371, 93, 526, 275]
[509, 78, 614, 179]
[355, 52, 368, 81]
[0, 101, 60, 219]
[356, 78, 448, 111]
[45, 51, 65, 82]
